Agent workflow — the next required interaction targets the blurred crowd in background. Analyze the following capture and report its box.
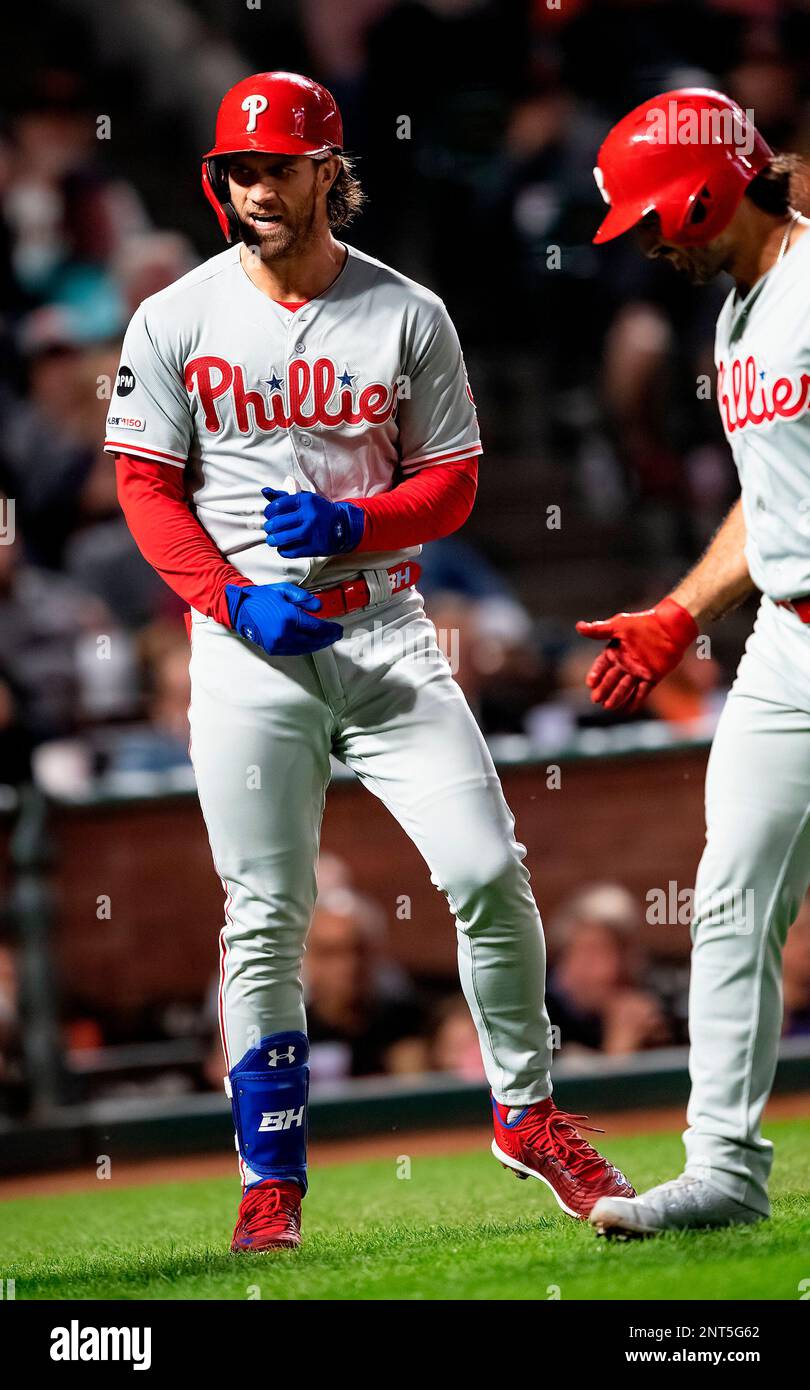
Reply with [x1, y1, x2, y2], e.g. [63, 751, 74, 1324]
[2, 0, 810, 1103]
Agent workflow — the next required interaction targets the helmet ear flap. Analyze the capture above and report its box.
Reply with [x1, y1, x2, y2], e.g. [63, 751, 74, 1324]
[208, 155, 230, 201]
[201, 157, 239, 243]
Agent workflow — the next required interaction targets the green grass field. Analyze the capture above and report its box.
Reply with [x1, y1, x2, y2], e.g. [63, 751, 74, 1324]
[3, 1118, 808, 1300]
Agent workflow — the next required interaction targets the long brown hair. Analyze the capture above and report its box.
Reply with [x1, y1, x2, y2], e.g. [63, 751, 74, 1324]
[746, 153, 810, 216]
[325, 154, 367, 230]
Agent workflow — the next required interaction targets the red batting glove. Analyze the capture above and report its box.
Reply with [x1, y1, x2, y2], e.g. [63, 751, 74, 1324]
[575, 597, 698, 714]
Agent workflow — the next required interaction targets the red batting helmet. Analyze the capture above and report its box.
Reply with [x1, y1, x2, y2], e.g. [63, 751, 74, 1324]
[593, 88, 773, 247]
[202, 71, 343, 241]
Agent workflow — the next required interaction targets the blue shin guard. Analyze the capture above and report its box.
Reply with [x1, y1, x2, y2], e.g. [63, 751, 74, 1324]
[226, 1031, 309, 1193]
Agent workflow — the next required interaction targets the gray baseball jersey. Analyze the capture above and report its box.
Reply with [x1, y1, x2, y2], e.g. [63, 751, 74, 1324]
[715, 227, 810, 600]
[104, 242, 482, 590]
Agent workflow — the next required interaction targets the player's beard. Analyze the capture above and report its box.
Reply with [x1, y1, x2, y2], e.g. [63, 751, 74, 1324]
[663, 241, 732, 286]
[678, 253, 727, 285]
[237, 187, 320, 264]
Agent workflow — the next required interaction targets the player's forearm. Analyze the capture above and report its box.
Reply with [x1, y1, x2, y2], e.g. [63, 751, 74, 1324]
[348, 456, 478, 553]
[670, 498, 755, 626]
[115, 455, 249, 626]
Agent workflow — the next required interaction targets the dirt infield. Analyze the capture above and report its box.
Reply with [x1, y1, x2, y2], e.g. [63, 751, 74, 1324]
[2, 1092, 808, 1200]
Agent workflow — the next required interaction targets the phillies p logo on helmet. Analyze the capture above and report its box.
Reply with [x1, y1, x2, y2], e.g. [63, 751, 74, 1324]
[241, 94, 269, 133]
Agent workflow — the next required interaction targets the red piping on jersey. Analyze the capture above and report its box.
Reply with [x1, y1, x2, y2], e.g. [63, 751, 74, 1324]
[105, 439, 186, 466]
[402, 442, 484, 470]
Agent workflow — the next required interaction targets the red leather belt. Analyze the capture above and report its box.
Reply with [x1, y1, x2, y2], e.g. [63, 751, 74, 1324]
[313, 561, 421, 620]
[776, 596, 810, 623]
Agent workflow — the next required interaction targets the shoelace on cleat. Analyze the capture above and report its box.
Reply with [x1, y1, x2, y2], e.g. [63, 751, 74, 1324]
[236, 1182, 299, 1238]
[517, 1106, 614, 1184]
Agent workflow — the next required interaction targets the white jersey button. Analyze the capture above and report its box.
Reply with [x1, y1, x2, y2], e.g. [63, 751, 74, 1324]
[295, 341, 306, 354]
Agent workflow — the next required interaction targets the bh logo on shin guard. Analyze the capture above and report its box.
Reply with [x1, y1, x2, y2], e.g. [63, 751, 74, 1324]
[259, 1106, 305, 1132]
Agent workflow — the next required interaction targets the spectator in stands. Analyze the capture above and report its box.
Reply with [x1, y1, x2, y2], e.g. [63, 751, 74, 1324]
[0, 315, 97, 569]
[545, 883, 673, 1057]
[421, 536, 543, 731]
[143, 623, 193, 750]
[112, 231, 198, 318]
[3, 80, 147, 320]
[93, 619, 193, 779]
[0, 500, 114, 751]
[304, 889, 428, 1081]
[428, 994, 486, 1083]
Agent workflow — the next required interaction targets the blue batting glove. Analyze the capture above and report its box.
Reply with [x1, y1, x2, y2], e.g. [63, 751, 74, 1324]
[262, 487, 365, 558]
[225, 582, 343, 656]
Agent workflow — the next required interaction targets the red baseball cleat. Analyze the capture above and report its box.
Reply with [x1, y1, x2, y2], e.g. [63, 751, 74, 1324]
[230, 1179, 302, 1252]
[491, 1098, 635, 1219]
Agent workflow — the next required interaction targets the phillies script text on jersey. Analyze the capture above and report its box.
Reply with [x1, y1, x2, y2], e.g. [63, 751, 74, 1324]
[185, 355, 400, 434]
[718, 356, 810, 434]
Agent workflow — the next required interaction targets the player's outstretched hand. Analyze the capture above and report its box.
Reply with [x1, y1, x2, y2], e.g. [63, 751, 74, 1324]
[262, 488, 365, 558]
[575, 596, 698, 714]
[225, 582, 343, 656]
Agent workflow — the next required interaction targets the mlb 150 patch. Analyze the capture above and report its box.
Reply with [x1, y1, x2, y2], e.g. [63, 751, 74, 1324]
[107, 415, 146, 430]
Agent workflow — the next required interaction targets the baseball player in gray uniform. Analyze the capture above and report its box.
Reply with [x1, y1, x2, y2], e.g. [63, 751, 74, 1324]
[578, 87, 810, 1236]
[110, 71, 632, 1251]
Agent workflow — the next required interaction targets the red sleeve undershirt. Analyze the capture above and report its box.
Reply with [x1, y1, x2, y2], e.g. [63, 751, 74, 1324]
[115, 456, 249, 627]
[115, 453, 478, 627]
[349, 455, 477, 552]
